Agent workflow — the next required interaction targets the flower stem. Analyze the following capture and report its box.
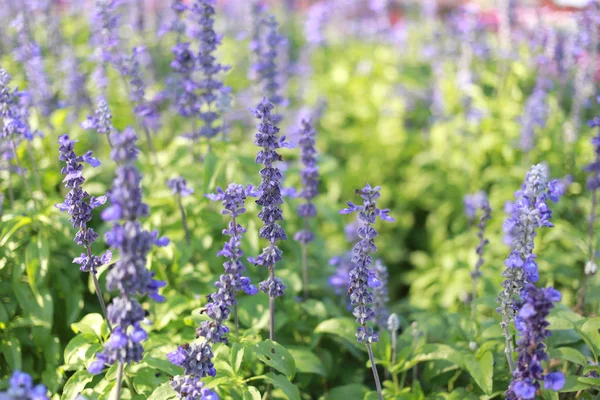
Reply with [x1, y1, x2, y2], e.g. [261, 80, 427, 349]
[502, 322, 516, 373]
[91, 271, 112, 332]
[115, 362, 124, 400]
[391, 329, 398, 387]
[234, 303, 239, 340]
[177, 195, 190, 245]
[578, 189, 597, 314]
[366, 343, 384, 400]
[301, 242, 308, 300]
[269, 265, 276, 341]
[10, 138, 33, 200]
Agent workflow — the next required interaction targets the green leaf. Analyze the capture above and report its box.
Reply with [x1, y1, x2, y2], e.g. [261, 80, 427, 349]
[0, 336, 21, 370]
[575, 318, 600, 359]
[549, 347, 588, 366]
[133, 367, 169, 395]
[288, 348, 326, 376]
[262, 373, 300, 400]
[144, 355, 182, 376]
[463, 351, 493, 395]
[63, 333, 100, 369]
[578, 376, 600, 386]
[62, 370, 93, 400]
[231, 342, 244, 373]
[391, 344, 462, 373]
[315, 317, 365, 352]
[71, 313, 106, 338]
[242, 386, 261, 400]
[147, 382, 176, 400]
[203, 152, 219, 193]
[252, 340, 296, 380]
[326, 384, 370, 400]
[558, 375, 593, 392]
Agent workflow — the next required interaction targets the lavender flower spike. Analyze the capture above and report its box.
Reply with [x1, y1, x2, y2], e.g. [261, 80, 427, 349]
[0, 370, 49, 399]
[81, 98, 116, 147]
[55, 134, 112, 326]
[252, 13, 286, 121]
[88, 127, 169, 400]
[497, 164, 563, 372]
[372, 259, 389, 329]
[248, 97, 293, 341]
[578, 114, 600, 311]
[294, 119, 319, 299]
[468, 192, 491, 321]
[340, 184, 394, 400]
[506, 284, 565, 399]
[199, 183, 258, 343]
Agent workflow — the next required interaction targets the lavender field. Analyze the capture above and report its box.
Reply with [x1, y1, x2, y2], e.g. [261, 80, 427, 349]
[1, 0, 600, 399]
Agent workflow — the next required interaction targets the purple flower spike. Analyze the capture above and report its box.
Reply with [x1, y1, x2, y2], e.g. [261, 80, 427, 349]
[251, 12, 287, 121]
[2, 370, 49, 399]
[56, 134, 108, 274]
[340, 184, 394, 343]
[294, 119, 319, 245]
[250, 98, 290, 301]
[168, 177, 194, 197]
[89, 127, 167, 375]
[506, 284, 564, 399]
[197, 183, 258, 346]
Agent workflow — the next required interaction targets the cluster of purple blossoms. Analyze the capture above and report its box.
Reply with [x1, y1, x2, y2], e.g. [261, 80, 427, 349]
[55, 134, 111, 273]
[464, 191, 488, 224]
[81, 98, 115, 140]
[294, 119, 319, 245]
[340, 184, 394, 343]
[170, 374, 218, 400]
[372, 259, 389, 329]
[304, 2, 330, 46]
[60, 50, 91, 122]
[92, 0, 121, 65]
[198, 184, 259, 343]
[519, 77, 550, 153]
[189, 0, 231, 140]
[497, 164, 564, 368]
[1, 68, 33, 141]
[249, 98, 292, 300]
[585, 115, 600, 191]
[251, 13, 286, 119]
[88, 127, 168, 375]
[329, 219, 362, 296]
[0, 370, 49, 400]
[168, 177, 194, 197]
[506, 284, 565, 399]
[13, 18, 55, 117]
[167, 342, 218, 399]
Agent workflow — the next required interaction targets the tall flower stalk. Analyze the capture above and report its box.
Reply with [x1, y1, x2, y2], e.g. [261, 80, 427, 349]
[251, 12, 286, 121]
[0, 67, 34, 201]
[248, 98, 292, 341]
[578, 115, 600, 312]
[172, 0, 231, 155]
[167, 177, 194, 245]
[497, 164, 563, 372]
[340, 184, 394, 400]
[294, 119, 319, 300]
[56, 134, 112, 329]
[465, 192, 491, 322]
[87, 127, 169, 400]
[506, 284, 565, 399]
[201, 183, 259, 339]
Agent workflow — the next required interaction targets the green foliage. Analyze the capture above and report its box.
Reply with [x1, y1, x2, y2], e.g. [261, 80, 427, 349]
[1, 7, 600, 400]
